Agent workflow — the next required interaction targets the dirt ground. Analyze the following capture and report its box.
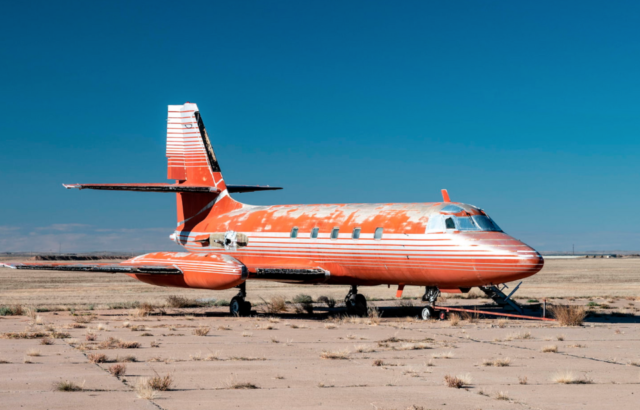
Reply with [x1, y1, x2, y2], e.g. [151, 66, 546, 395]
[1, 302, 640, 410]
[1, 258, 640, 410]
[1, 258, 640, 309]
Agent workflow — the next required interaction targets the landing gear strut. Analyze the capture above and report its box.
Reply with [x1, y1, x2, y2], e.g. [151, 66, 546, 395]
[345, 285, 367, 317]
[229, 282, 252, 317]
[421, 286, 440, 321]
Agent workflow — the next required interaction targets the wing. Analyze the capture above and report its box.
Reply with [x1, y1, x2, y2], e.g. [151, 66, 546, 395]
[0, 262, 182, 275]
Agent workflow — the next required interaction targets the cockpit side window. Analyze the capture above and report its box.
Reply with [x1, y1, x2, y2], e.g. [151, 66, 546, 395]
[445, 217, 456, 229]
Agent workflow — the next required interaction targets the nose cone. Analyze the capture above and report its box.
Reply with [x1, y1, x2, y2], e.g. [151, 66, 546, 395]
[468, 232, 544, 285]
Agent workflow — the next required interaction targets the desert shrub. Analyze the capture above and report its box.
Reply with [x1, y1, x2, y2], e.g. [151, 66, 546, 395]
[193, 326, 210, 336]
[261, 296, 287, 314]
[214, 299, 230, 307]
[317, 296, 336, 308]
[88, 353, 108, 363]
[549, 305, 586, 326]
[40, 337, 54, 345]
[293, 294, 313, 304]
[449, 313, 460, 326]
[0, 307, 13, 316]
[444, 374, 471, 388]
[372, 359, 384, 366]
[53, 380, 83, 391]
[117, 340, 141, 349]
[166, 295, 192, 308]
[320, 349, 350, 360]
[109, 364, 127, 377]
[148, 373, 173, 391]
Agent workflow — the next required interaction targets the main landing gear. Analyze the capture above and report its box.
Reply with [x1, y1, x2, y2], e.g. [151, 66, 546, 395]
[229, 282, 252, 317]
[420, 286, 440, 321]
[345, 285, 368, 317]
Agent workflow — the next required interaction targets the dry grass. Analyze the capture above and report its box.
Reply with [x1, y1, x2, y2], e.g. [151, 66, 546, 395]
[556, 334, 565, 341]
[324, 324, 337, 330]
[448, 313, 460, 326]
[552, 370, 593, 384]
[242, 331, 252, 337]
[166, 295, 193, 308]
[226, 380, 260, 389]
[148, 373, 173, 391]
[132, 302, 154, 317]
[260, 296, 287, 314]
[320, 349, 350, 360]
[88, 353, 108, 363]
[1, 331, 48, 339]
[85, 333, 96, 342]
[432, 351, 454, 359]
[117, 340, 141, 349]
[482, 357, 511, 367]
[518, 376, 528, 385]
[354, 345, 376, 353]
[40, 337, 53, 345]
[549, 304, 587, 326]
[505, 331, 532, 341]
[495, 391, 510, 401]
[116, 355, 137, 362]
[53, 380, 83, 392]
[444, 374, 471, 388]
[542, 345, 558, 353]
[373, 359, 384, 366]
[193, 326, 210, 336]
[135, 378, 160, 400]
[217, 325, 232, 331]
[395, 343, 430, 351]
[26, 349, 41, 357]
[109, 363, 126, 377]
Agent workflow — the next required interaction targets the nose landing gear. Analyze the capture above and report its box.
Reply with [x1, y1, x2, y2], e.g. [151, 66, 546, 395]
[229, 282, 252, 317]
[345, 285, 368, 317]
[420, 286, 440, 321]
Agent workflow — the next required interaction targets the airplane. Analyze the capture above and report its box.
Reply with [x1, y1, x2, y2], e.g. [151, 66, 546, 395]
[1, 102, 544, 319]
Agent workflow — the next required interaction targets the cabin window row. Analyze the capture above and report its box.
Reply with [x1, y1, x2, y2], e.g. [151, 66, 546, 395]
[290, 227, 383, 240]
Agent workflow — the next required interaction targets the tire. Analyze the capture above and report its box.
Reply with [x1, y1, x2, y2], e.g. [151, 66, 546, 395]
[240, 301, 252, 316]
[421, 306, 435, 321]
[230, 296, 243, 317]
[353, 294, 368, 317]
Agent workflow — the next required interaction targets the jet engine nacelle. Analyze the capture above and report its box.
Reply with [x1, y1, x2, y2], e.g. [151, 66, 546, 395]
[124, 252, 247, 290]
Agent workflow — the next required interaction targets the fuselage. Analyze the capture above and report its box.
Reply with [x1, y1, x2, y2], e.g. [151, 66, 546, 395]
[168, 198, 544, 290]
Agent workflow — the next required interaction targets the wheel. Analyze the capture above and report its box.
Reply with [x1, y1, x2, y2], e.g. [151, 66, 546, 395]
[240, 301, 252, 316]
[230, 296, 243, 317]
[421, 306, 435, 321]
[347, 294, 368, 317]
[439, 310, 447, 321]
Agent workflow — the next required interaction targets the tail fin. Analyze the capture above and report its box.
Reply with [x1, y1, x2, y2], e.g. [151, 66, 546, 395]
[167, 103, 237, 229]
[166, 102, 226, 192]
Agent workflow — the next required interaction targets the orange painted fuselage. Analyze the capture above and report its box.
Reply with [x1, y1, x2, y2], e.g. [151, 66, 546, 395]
[128, 194, 543, 292]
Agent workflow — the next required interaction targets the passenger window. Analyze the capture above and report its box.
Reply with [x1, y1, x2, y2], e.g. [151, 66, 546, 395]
[310, 227, 319, 239]
[445, 217, 456, 230]
[330, 227, 340, 239]
[290, 227, 299, 238]
[352, 227, 361, 239]
[374, 227, 383, 240]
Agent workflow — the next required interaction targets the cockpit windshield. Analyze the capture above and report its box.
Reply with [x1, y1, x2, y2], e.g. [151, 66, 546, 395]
[426, 213, 503, 233]
[471, 215, 502, 232]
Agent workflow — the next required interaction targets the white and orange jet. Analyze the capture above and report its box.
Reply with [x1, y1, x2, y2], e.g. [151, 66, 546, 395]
[2, 103, 544, 318]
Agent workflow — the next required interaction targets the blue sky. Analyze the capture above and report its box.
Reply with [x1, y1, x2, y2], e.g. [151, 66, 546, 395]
[0, 1, 638, 253]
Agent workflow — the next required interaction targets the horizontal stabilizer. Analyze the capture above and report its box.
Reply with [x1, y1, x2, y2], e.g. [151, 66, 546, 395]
[63, 183, 220, 193]
[63, 183, 281, 194]
[227, 185, 282, 193]
[1, 262, 182, 275]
